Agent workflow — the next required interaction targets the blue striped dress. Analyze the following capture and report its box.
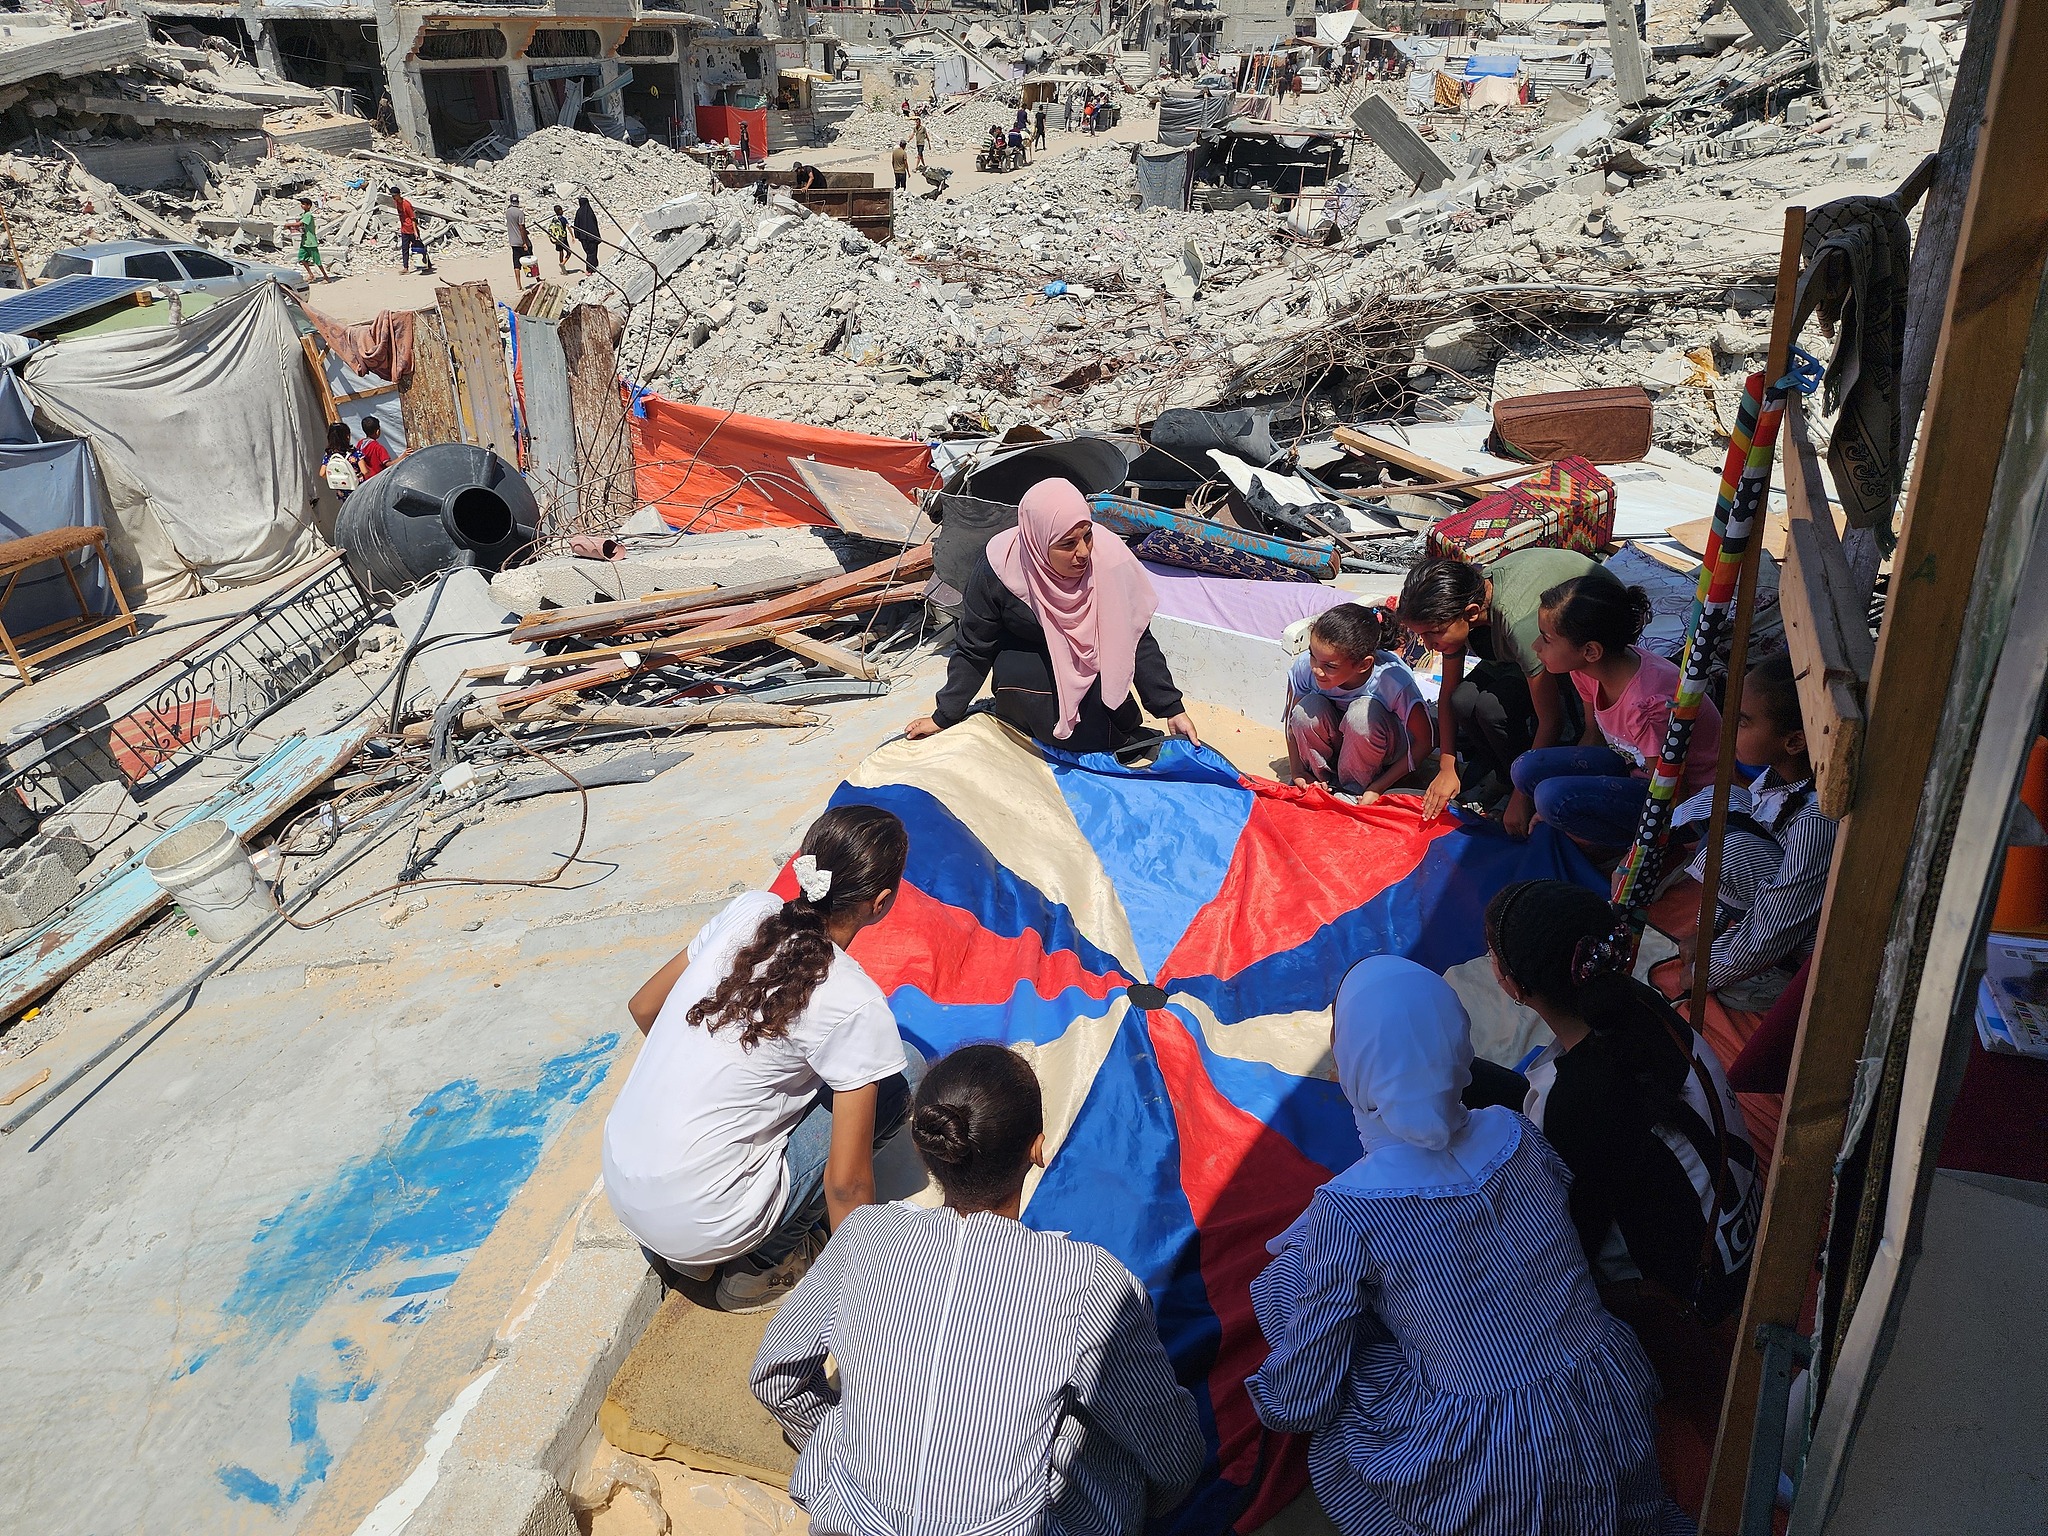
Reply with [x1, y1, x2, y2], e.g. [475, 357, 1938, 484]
[751, 1202, 1206, 1536]
[1247, 1115, 1694, 1536]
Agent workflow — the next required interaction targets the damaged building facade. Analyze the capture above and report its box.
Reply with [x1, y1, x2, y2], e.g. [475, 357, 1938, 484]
[111, 0, 832, 156]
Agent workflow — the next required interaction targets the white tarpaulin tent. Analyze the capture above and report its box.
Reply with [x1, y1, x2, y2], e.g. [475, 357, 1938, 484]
[24, 283, 329, 602]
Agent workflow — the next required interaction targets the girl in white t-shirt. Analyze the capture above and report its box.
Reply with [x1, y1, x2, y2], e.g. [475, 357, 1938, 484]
[603, 806, 916, 1313]
[1282, 603, 1435, 801]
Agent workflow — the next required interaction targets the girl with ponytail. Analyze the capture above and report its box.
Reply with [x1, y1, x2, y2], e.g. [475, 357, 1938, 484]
[1484, 880, 1759, 1325]
[604, 805, 920, 1314]
[1282, 603, 1436, 802]
[752, 1045, 1206, 1535]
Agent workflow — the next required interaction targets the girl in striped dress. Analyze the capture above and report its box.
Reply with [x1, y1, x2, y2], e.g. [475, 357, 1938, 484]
[1247, 957, 1692, 1536]
[751, 1045, 1206, 1536]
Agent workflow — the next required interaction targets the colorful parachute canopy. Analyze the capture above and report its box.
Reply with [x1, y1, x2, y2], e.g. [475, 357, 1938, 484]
[774, 717, 1601, 1529]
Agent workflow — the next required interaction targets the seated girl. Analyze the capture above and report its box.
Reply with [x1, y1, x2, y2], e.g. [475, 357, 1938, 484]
[1514, 566, 1721, 853]
[1481, 880, 1759, 1326]
[1397, 548, 1597, 834]
[602, 806, 920, 1314]
[751, 1044, 1206, 1536]
[1247, 956, 1689, 1536]
[1283, 603, 1435, 801]
[1672, 650, 1838, 1010]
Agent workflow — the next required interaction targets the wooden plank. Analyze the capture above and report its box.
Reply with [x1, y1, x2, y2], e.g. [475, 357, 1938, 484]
[1667, 511, 1789, 562]
[1349, 93, 1451, 190]
[671, 545, 932, 643]
[400, 307, 462, 450]
[558, 302, 636, 531]
[789, 459, 934, 546]
[1604, 0, 1651, 106]
[0, 728, 370, 1026]
[1330, 424, 1464, 484]
[513, 313, 577, 534]
[1701, 0, 2048, 1524]
[509, 569, 835, 645]
[776, 629, 876, 680]
[1777, 406, 1867, 817]
[300, 333, 341, 426]
[436, 279, 517, 455]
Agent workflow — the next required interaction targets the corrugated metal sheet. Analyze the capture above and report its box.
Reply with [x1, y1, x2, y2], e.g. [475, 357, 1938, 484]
[513, 313, 577, 532]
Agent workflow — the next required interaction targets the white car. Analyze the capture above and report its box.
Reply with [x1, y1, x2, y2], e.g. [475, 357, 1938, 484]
[39, 240, 308, 295]
[1296, 66, 1326, 93]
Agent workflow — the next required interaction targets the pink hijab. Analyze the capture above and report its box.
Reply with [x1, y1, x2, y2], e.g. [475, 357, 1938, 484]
[985, 479, 1158, 740]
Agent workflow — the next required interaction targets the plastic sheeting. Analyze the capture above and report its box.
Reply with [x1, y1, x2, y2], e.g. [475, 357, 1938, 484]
[631, 390, 938, 534]
[1141, 561, 1353, 642]
[24, 284, 328, 601]
[0, 370, 114, 635]
[1158, 89, 1233, 146]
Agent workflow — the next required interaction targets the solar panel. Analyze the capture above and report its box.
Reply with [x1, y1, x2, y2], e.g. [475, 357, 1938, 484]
[0, 275, 153, 336]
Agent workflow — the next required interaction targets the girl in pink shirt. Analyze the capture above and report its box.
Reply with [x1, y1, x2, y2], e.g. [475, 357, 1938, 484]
[1509, 566, 1721, 853]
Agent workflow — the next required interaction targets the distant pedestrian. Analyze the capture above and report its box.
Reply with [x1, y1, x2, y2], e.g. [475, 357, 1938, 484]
[1081, 95, 1097, 135]
[505, 193, 534, 286]
[573, 195, 601, 272]
[738, 119, 752, 167]
[1063, 92, 1076, 131]
[1014, 106, 1028, 136]
[545, 203, 571, 274]
[1032, 100, 1047, 148]
[321, 421, 359, 500]
[353, 417, 392, 479]
[295, 197, 327, 283]
[913, 114, 929, 168]
[891, 140, 909, 190]
[389, 185, 433, 273]
[375, 89, 396, 136]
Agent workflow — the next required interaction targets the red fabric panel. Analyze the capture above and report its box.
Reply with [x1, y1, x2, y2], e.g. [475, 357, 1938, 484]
[693, 104, 766, 150]
[631, 391, 939, 534]
[1158, 779, 1455, 987]
[1145, 1006, 1321, 1529]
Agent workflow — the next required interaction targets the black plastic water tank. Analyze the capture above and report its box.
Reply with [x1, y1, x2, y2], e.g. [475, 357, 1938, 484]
[334, 441, 539, 593]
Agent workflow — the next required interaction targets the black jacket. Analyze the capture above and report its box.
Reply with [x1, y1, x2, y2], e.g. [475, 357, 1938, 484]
[933, 555, 1184, 728]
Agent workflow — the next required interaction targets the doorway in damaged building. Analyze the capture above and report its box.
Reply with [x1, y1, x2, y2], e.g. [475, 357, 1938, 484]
[422, 68, 511, 156]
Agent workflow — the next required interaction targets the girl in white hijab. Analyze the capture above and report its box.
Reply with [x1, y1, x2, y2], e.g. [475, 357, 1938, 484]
[1247, 956, 1692, 1536]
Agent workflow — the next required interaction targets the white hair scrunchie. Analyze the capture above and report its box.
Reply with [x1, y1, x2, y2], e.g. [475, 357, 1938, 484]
[792, 853, 834, 904]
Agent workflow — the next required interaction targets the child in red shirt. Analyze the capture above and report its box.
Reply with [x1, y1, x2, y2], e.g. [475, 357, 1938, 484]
[352, 417, 392, 480]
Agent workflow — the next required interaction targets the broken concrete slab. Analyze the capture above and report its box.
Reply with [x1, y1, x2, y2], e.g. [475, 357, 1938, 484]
[1730, 0, 1808, 53]
[402, 1463, 578, 1536]
[1604, 0, 1650, 106]
[42, 781, 148, 857]
[0, 842, 78, 933]
[1352, 94, 1453, 192]
[391, 567, 533, 711]
[0, 17, 150, 91]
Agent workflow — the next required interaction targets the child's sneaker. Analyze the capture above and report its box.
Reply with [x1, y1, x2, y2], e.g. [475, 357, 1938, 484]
[715, 1229, 825, 1314]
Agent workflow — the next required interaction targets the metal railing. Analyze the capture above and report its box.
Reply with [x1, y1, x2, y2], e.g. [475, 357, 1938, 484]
[0, 555, 377, 816]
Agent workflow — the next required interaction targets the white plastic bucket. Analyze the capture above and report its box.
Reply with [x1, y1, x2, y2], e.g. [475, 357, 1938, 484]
[144, 819, 269, 944]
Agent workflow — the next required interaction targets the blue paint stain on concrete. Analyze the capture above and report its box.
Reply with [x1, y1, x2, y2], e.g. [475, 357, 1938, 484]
[390, 1270, 461, 1298]
[217, 1350, 375, 1509]
[168, 1348, 215, 1380]
[217, 1034, 618, 1351]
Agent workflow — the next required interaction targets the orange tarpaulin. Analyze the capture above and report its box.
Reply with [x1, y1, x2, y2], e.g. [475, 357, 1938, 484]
[631, 392, 940, 534]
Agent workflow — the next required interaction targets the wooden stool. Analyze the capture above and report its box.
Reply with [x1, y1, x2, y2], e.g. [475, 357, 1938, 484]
[0, 527, 139, 684]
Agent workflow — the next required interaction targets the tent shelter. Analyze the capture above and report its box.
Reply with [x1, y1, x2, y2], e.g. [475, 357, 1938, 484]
[0, 369, 116, 640]
[22, 283, 330, 602]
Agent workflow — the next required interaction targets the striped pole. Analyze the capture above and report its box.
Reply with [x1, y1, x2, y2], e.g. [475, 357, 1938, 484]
[1612, 370, 1790, 930]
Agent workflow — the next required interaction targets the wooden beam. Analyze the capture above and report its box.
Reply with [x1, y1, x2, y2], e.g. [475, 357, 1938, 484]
[301, 333, 341, 426]
[1700, 0, 2048, 1525]
[511, 572, 827, 645]
[1330, 424, 1465, 485]
[1778, 395, 1874, 818]
[776, 629, 877, 680]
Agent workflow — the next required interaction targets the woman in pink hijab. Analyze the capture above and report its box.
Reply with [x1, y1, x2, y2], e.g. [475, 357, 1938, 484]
[906, 479, 1201, 753]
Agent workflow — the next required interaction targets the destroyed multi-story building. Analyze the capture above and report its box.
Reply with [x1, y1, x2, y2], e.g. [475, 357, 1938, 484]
[106, 0, 838, 156]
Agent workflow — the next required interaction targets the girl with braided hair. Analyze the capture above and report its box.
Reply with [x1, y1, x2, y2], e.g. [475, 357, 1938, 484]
[1482, 880, 1759, 1326]
[604, 806, 921, 1313]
